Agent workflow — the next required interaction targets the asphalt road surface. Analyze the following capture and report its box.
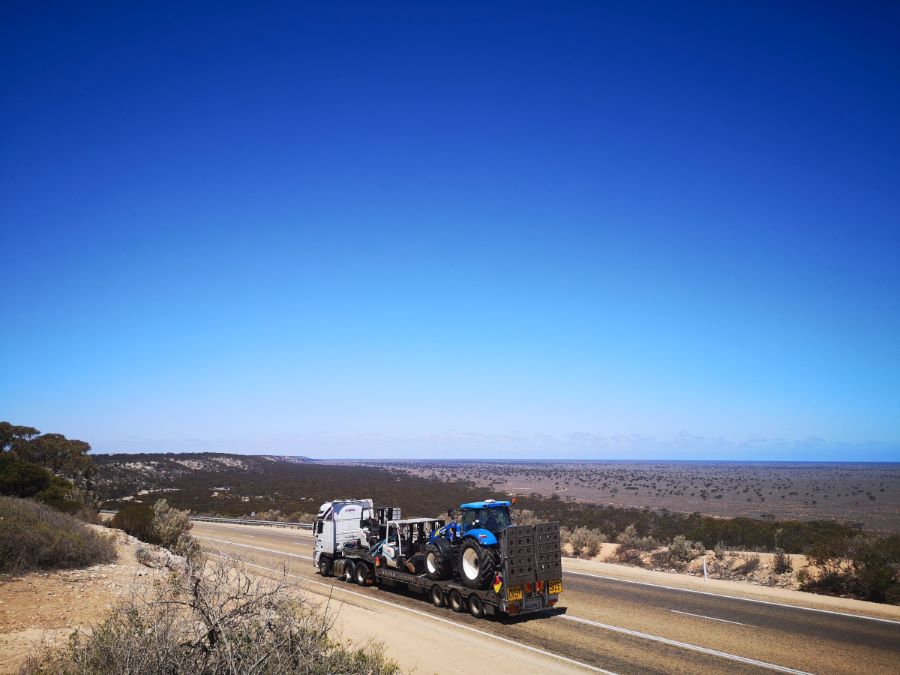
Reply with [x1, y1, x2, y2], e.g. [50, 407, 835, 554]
[192, 522, 900, 675]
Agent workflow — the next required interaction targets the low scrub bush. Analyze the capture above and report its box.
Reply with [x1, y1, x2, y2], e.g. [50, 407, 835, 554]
[109, 503, 155, 542]
[149, 499, 200, 561]
[773, 548, 792, 574]
[669, 535, 703, 563]
[616, 547, 646, 567]
[737, 554, 760, 575]
[22, 554, 398, 675]
[616, 524, 658, 552]
[0, 495, 116, 574]
[802, 534, 900, 603]
[566, 526, 607, 558]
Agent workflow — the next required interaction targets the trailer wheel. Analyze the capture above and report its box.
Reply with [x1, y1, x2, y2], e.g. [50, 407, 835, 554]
[318, 555, 333, 577]
[343, 561, 356, 583]
[449, 590, 465, 612]
[430, 585, 444, 607]
[468, 595, 485, 618]
[355, 561, 370, 586]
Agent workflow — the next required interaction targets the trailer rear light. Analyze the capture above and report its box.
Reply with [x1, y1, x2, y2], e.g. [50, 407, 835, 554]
[524, 582, 533, 594]
[535, 580, 544, 593]
[506, 604, 521, 615]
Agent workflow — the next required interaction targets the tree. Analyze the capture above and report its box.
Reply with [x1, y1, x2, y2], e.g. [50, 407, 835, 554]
[0, 421, 95, 482]
[0, 423, 40, 453]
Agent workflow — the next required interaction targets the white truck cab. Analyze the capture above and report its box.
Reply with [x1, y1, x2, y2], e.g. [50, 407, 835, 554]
[314, 499, 400, 575]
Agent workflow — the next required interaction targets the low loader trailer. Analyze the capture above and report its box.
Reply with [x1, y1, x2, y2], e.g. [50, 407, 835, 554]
[314, 500, 563, 619]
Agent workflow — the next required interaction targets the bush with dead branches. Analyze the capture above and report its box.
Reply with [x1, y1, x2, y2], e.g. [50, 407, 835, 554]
[22, 554, 398, 675]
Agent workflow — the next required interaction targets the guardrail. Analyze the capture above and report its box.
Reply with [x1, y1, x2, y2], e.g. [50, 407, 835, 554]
[189, 516, 313, 530]
[99, 510, 313, 530]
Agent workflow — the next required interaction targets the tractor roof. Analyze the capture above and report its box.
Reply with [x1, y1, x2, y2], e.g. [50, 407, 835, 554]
[460, 499, 511, 510]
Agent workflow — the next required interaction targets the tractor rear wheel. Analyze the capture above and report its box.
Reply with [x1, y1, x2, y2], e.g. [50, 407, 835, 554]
[458, 539, 498, 590]
[425, 541, 453, 580]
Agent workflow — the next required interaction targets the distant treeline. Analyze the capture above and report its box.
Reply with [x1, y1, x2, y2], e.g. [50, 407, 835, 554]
[95, 454, 866, 553]
[512, 495, 861, 553]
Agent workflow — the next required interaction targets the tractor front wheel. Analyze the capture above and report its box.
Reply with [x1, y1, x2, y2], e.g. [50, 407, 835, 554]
[425, 540, 453, 580]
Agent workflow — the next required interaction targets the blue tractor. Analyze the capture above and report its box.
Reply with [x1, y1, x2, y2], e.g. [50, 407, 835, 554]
[424, 499, 513, 589]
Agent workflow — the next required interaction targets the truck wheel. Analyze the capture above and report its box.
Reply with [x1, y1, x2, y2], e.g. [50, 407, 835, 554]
[468, 595, 485, 618]
[355, 562, 370, 586]
[343, 561, 356, 583]
[430, 585, 444, 607]
[458, 539, 498, 589]
[318, 555, 333, 577]
[424, 541, 453, 580]
[449, 590, 465, 612]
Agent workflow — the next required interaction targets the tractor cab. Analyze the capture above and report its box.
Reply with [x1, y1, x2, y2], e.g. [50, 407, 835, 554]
[460, 500, 512, 535]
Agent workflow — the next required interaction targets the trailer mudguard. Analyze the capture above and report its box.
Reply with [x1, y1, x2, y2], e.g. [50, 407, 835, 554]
[463, 528, 498, 546]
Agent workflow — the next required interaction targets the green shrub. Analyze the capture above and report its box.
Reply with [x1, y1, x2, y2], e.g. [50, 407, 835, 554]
[669, 535, 703, 562]
[110, 504, 155, 542]
[566, 526, 607, 558]
[616, 524, 658, 552]
[150, 499, 200, 561]
[0, 495, 116, 574]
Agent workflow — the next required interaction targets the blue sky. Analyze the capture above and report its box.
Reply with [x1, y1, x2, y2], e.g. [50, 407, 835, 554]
[1, 2, 898, 460]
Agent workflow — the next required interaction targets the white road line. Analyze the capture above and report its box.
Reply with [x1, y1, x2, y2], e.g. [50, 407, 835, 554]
[564, 569, 900, 626]
[669, 609, 753, 627]
[561, 615, 810, 674]
[195, 536, 314, 560]
[202, 551, 617, 675]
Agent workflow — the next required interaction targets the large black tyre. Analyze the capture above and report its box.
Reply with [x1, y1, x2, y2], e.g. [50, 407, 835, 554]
[355, 561, 370, 586]
[425, 540, 454, 580]
[318, 555, 333, 577]
[343, 560, 356, 583]
[458, 538, 499, 590]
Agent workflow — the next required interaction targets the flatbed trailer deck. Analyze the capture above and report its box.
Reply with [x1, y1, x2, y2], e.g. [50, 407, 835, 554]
[332, 522, 563, 618]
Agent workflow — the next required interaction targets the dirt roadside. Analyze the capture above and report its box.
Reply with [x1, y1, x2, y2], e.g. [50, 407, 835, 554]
[1, 527, 581, 675]
[0, 528, 167, 674]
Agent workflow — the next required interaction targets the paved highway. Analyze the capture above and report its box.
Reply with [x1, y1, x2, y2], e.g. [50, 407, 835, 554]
[192, 521, 900, 674]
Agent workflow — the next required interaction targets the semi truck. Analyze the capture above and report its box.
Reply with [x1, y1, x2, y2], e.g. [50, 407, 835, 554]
[313, 498, 562, 618]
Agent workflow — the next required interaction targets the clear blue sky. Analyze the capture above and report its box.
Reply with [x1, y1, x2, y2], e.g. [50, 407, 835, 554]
[2, 2, 898, 460]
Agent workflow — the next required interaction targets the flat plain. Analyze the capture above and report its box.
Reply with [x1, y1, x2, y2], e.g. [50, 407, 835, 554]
[359, 461, 900, 532]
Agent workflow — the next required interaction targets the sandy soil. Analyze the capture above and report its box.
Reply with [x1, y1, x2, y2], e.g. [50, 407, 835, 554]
[0, 528, 166, 675]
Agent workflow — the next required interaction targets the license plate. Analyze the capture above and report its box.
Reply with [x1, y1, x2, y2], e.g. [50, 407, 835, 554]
[548, 580, 562, 595]
[507, 586, 523, 601]
[523, 596, 542, 611]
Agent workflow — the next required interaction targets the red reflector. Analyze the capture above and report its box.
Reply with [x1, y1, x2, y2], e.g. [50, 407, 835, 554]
[548, 599, 558, 606]
[524, 582, 533, 594]
[536, 580, 544, 592]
